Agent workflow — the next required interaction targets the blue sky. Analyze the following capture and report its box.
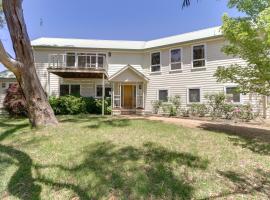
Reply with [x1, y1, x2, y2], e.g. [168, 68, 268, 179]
[0, 0, 242, 71]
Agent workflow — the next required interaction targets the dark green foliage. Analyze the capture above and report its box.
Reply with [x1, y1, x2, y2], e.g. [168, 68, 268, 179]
[49, 96, 111, 115]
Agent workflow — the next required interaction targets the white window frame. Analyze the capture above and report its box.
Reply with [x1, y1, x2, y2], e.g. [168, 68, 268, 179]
[191, 44, 207, 69]
[187, 87, 202, 104]
[150, 51, 162, 73]
[65, 52, 76, 67]
[61, 52, 107, 68]
[1, 82, 6, 89]
[170, 48, 183, 71]
[224, 85, 242, 104]
[157, 88, 169, 102]
[59, 84, 81, 96]
[95, 84, 112, 98]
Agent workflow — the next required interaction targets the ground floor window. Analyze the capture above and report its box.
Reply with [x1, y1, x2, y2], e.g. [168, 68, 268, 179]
[96, 85, 111, 98]
[60, 84, 80, 96]
[1, 82, 6, 89]
[188, 88, 201, 103]
[225, 86, 240, 103]
[158, 89, 168, 102]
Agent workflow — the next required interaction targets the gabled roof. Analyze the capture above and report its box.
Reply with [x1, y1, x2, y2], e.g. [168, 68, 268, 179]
[0, 70, 16, 79]
[109, 65, 149, 82]
[31, 26, 222, 50]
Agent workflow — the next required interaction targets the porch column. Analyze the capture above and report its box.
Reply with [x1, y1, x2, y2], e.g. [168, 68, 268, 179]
[111, 82, 114, 115]
[48, 71, 51, 98]
[102, 73, 105, 116]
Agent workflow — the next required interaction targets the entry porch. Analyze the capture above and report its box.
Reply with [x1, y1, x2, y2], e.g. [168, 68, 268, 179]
[109, 65, 148, 115]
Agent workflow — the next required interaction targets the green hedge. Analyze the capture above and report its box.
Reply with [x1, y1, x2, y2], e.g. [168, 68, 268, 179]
[49, 96, 111, 115]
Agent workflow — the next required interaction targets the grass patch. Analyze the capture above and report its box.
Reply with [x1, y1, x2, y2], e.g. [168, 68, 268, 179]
[0, 115, 269, 199]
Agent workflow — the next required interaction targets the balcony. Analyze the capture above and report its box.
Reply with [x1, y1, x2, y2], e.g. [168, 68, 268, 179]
[47, 53, 108, 78]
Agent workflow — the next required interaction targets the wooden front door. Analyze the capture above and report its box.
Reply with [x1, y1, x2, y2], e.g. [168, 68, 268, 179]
[123, 85, 134, 109]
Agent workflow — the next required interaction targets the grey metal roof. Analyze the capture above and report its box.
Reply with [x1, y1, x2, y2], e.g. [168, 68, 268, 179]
[31, 26, 222, 50]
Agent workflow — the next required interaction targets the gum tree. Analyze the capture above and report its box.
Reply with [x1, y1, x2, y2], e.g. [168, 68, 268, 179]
[0, 0, 58, 127]
[215, 0, 270, 96]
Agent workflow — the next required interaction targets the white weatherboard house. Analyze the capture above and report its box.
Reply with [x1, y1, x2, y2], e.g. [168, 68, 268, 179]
[1, 26, 269, 117]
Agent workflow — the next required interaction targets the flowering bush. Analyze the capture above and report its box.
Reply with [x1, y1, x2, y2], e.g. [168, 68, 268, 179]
[190, 103, 208, 117]
[205, 93, 226, 119]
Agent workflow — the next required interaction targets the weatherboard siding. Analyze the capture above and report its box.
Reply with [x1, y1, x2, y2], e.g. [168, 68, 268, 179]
[32, 38, 269, 118]
[142, 39, 263, 116]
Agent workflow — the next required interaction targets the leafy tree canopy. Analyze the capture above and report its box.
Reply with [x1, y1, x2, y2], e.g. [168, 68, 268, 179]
[215, 0, 270, 95]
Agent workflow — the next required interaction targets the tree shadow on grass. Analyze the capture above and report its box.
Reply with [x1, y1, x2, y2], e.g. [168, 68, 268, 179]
[38, 142, 209, 199]
[200, 169, 270, 199]
[0, 121, 92, 200]
[59, 115, 103, 124]
[1, 119, 208, 199]
[198, 123, 270, 155]
[86, 118, 130, 129]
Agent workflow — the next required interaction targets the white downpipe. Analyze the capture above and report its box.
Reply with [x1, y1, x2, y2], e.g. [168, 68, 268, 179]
[102, 73, 105, 116]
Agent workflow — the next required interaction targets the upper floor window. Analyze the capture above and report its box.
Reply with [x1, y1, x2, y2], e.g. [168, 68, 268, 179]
[170, 49, 182, 70]
[188, 88, 201, 103]
[151, 52, 161, 72]
[63, 53, 106, 68]
[50, 54, 64, 67]
[66, 53, 76, 67]
[193, 45, 206, 68]
[98, 54, 106, 68]
[225, 87, 240, 103]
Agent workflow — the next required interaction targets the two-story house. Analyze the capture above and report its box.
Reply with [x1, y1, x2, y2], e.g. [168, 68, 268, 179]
[1, 26, 269, 117]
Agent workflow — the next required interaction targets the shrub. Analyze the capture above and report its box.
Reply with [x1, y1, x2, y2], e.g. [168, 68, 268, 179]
[49, 96, 111, 115]
[205, 93, 226, 119]
[49, 95, 86, 115]
[234, 104, 254, 122]
[180, 108, 190, 117]
[4, 83, 27, 116]
[169, 95, 181, 111]
[151, 100, 162, 114]
[222, 103, 235, 119]
[190, 103, 208, 117]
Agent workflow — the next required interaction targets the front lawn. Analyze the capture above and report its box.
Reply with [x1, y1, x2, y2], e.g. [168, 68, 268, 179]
[0, 115, 269, 199]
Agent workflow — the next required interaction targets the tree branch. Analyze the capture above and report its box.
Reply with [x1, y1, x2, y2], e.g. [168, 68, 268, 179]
[0, 40, 21, 74]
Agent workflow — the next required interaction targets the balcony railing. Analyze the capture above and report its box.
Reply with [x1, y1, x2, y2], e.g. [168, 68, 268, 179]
[49, 53, 108, 72]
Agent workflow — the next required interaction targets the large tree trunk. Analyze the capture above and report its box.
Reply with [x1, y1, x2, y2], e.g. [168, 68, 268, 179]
[1, 0, 58, 127]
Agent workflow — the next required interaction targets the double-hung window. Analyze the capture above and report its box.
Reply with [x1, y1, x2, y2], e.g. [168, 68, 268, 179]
[66, 53, 76, 67]
[151, 52, 161, 72]
[170, 48, 182, 70]
[60, 84, 80, 96]
[188, 88, 201, 103]
[225, 87, 240, 103]
[96, 85, 111, 98]
[158, 89, 168, 102]
[192, 45, 206, 68]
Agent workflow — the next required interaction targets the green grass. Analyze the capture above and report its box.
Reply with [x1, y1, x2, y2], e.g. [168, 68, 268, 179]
[0, 115, 269, 200]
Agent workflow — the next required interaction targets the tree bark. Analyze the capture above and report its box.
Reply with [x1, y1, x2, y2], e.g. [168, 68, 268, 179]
[1, 0, 58, 127]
